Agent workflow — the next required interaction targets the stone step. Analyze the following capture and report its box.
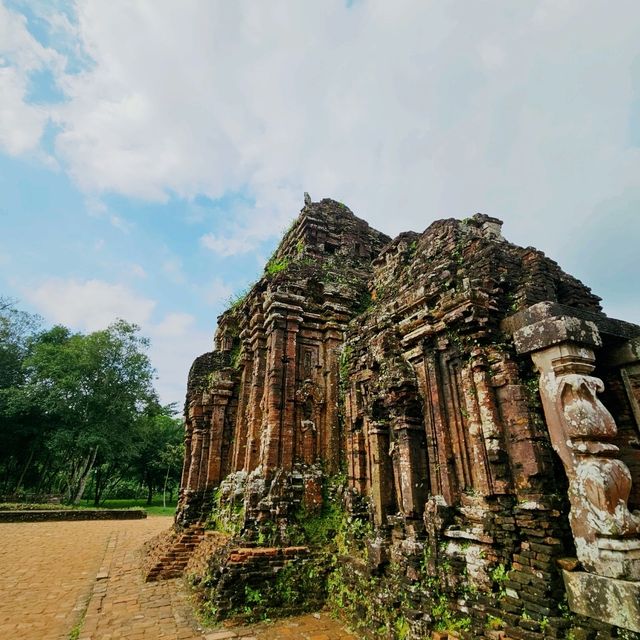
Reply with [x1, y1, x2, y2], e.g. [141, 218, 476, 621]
[144, 527, 206, 582]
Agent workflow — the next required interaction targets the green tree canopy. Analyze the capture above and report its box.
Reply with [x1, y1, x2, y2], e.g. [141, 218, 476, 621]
[0, 302, 182, 506]
[130, 403, 184, 505]
[24, 320, 157, 502]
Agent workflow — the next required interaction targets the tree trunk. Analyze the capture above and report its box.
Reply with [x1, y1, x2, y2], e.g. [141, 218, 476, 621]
[93, 467, 101, 506]
[72, 446, 99, 505]
[163, 464, 171, 508]
[3, 458, 17, 494]
[146, 481, 153, 506]
[64, 458, 80, 503]
[101, 474, 123, 506]
[14, 448, 35, 495]
[35, 456, 50, 495]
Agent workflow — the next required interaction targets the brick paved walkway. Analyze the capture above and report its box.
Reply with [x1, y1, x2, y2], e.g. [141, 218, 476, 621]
[0, 519, 131, 640]
[0, 517, 357, 640]
[203, 612, 357, 640]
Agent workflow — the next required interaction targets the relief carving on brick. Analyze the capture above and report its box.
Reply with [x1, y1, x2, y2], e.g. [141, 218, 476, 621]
[525, 328, 640, 579]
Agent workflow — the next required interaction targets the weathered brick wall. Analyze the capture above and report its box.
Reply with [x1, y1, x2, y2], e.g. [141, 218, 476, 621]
[195, 545, 323, 621]
[176, 199, 389, 526]
[339, 214, 639, 638]
[174, 201, 640, 638]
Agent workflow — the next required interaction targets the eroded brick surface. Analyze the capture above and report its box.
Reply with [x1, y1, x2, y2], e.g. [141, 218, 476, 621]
[169, 199, 640, 638]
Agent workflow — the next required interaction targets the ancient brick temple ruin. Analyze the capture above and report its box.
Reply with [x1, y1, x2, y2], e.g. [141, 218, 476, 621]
[170, 198, 640, 638]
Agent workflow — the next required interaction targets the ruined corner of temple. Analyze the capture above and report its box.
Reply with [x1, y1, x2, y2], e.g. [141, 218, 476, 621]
[150, 197, 640, 638]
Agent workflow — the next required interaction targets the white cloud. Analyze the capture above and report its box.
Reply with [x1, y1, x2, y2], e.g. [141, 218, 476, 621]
[83, 196, 132, 232]
[147, 318, 211, 406]
[109, 214, 131, 233]
[25, 277, 156, 332]
[0, 1, 64, 155]
[0, 2, 62, 72]
[147, 311, 213, 406]
[85, 196, 108, 217]
[0, 66, 48, 155]
[200, 232, 254, 257]
[4, 0, 640, 390]
[153, 312, 195, 337]
[23, 276, 210, 404]
[130, 263, 147, 279]
[14, 0, 633, 264]
[203, 277, 234, 306]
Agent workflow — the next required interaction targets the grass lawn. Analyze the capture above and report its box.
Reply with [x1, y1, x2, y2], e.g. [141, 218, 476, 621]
[1, 496, 177, 517]
[96, 498, 177, 517]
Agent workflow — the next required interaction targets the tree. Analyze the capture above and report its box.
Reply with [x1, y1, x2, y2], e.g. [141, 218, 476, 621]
[25, 320, 157, 503]
[0, 298, 44, 495]
[130, 404, 184, 506]
[0, 297, 40, 387]
[1, 301, 183, 506]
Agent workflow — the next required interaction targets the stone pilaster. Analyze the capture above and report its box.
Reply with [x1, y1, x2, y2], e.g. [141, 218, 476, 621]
[206, 379, 235, 488]
[368, 421, 396, 526]
[231, 331, 253, 472]
[244, 316, 267, 472]
[392, 418, 427, 518]
[186, 403, 206, 492]
[261, 296, 303, 475]
[512, 303, 640, 632]
[411, 348, 457, 504]
[322, 320, 343, 473]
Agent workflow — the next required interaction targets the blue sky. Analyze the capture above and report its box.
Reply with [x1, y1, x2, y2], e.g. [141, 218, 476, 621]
[1, 1, 639, 405]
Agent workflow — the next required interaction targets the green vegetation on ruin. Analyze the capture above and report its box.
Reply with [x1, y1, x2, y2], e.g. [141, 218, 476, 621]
[206, 486, 245, 536]
[265, 255, 290, 275]
[199, 474, 481, 637]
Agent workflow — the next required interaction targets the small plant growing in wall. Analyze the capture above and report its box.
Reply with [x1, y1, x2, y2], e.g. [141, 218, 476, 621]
[394, 616, 410, 640]
[225, 285, 252, 311]
[486, 614, 505, 630]
[244, 585, 264, 606]
[265, 255, 290, 275]
[490, 562, 510, 599]
[207, 487, 245, 535]
[230, 342, 243, 369]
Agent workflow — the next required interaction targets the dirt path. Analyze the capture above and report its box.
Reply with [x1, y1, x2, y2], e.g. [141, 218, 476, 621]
[0, 517, 357, 640]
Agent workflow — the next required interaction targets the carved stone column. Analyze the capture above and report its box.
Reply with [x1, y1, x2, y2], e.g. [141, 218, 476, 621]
[244, 316, 267, 472]
[180, 419, 193, 492]
[513, 314, 640, 579]
[601, 336, 640, 509]
[261, 296, 303, 475]
[322, 320, 344, 473]
[411, 348, 457, 504]
[392, 418, 428, 518]
[206, 379, 235, 488]
[231, 331, 253, 472]
[511, 305, 640, 632]
[368, 421, 396, 526]
[186, 402, 206, 492]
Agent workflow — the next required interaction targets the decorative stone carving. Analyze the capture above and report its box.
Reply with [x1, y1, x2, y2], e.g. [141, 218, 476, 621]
[514, 313, 640, 580]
